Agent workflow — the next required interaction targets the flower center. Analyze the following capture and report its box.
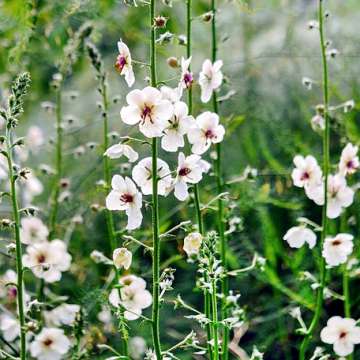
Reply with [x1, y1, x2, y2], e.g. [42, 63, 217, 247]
[115, 55, 127, 73]
[332, 239, 342, 246]
[37, 254, 46, 263]
[120, 193, 134, 203]
[179, 167, 191, 177]
[205, 129, 215, 139]
[339, 331, 347, 339]
[8, 287, 17, 299]
[301, 171, 310, 181]
[141, 105, 153, 123]
[183, 72, 193, 88]
[43, 338, 53, 347]
[346, 160, 354, 169]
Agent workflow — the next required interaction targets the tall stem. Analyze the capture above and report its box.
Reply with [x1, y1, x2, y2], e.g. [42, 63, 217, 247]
[211, 279, 220, 360]
[186, 2, 213, 358]
[49, 86, 63, 239]
[210, 0, 229, 357]
[150, 1, 162, 358]
[299, 1, 329, 358]
[5, 127, 27, 360]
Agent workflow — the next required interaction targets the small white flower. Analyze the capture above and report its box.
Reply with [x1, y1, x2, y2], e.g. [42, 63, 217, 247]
[178, 57, 193, 96]
[132, 157, 172, 196]
[160, 85, 182, 104]
[283, 226, 316, 249]
[0, 154, 8, 180]
[109, 275, 152, 321]
[320, 316, 360, 356]
[183, 232, 203, 256]
[20, 217, 49, 245]
[0, 270, 17, 299]
[115, 40, 135, 87]
[22, 240, 72, 283]
[106, 175, 143, 230]
[104, 143, 139, 162]
[322, 233, 354, 267]
[188, 112, 225, 155]
[22, 173, 44, 205]
[27, 126, 45, 152]
[199, 59, 223, 103]
[311, 114, 325, 131]
[113, 247, 132, 270]
[174, 153, 204, 201]
[0, 314, 19, 342]
[120, 87, 173, 138]
[161, 102, 194, 152]
[30, 327, 71, 360]
[44, 304, 80, 326]
[129, 336, 147, 360]
[339, 143, 359, 176]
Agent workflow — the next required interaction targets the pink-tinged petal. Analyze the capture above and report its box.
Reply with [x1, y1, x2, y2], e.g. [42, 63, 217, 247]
[200, 83, 213, 103]
[349, 327, 360, 343]
[327, 200, 342, 219]
[111, 175, 126, 191]
[142, 86, 161, 103]
[117, 41, 131, 57]
[134, 289, 152, 309]
[125, 207, 142, 230]
[124, 308, 141, 321]
[120, 105, 141, 125]
[212, 124, 225, 143]
[174, 180, 189, 201]
[106, 191, 124, 211]
[139, 121, 165, 138]
[173, 101, 188, 118]
[124, 66, 135, 87]
[109, 288, 120, 307]
[320, 325, 338, 344]
[197, 111, 219, 129]
[187, 127, 203, 145]
[201, 59, 213, 74]
[154, 100, 173, 121]
[161, 131, 184, 152]
[333, 340, 354, 356]
[126, 89, 144, 106]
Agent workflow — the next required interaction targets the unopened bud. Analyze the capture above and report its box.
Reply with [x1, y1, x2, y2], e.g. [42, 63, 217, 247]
[1, 218, 12, 227]
[167, 57, 179, 68]
[202, 11, 213, 22]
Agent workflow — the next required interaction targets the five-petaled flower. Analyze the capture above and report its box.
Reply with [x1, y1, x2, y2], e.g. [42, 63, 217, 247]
[115, 40, 135, 87]
[183, 232, 203, 256]
[339, 143, 359, 176]
[322, 233, 354, 266]
[106, 175, 143, 230]
[198, 59, 223, 103]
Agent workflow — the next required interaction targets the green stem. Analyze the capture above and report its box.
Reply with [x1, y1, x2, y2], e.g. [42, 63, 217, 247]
[210, 0, 229, 357]
[299, 1, 329, 358]
[5, 127, 27, 360]
[211, 279, 220, 360]
[149, 1, 162, 358]
[49, 86, 63, 239]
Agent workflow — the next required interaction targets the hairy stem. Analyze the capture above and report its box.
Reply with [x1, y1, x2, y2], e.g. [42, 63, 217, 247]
[210, 0, 229, 357]
[211, 279, 220, 360]
[150, 1, 162, 358]
[299, 1, 329, 358]
[5, 127, 27, 360]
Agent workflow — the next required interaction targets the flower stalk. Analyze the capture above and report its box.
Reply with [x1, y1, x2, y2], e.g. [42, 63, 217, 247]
[210, 0, 229, 357]
[299, 1, 329, 358]
[149, 0, 162, 358]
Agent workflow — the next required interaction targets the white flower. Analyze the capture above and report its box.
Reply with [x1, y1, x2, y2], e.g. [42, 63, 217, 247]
[120, 87, 173, 138]
[27, 126, 45, 152]
[22, 240, 72, 283]
[44, 304, 80, 327]
[322, 233, 354, 267]
[129, 336, 147, 360]
[132, 157, 172, 196]
[188, 112, 225, 155]
[320, 316, 360, 356]
[199, 59, 223, 103]
[311, 114, 325, 131]
[174, 153, 204, 201]
[104, 143, 139, 162]
[178, 57, 193, 95]
[283, 226, 316, 249]
[113, 247, 132, 270]
[30, 327, 71, 360]
[291, 155, 322, 197]
[0, 154, 8, 180]
[161, 101, 194, 152]
[20, 217, 49, 244]
[106, 175, 143, 230]
[160, 85, 182, 104]
[339, 143, 359, 176]
[0, 270, 17, 299]
[0, 314, 19, 342]
[109, 275, 152, 321]
[183, 232, 203, 256]
[22, 173, 43, 204]
[115, 40, 135, 87]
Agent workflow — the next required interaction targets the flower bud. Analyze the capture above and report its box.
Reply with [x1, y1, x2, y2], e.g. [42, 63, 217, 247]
[6, 243, 16, 254]
[177, 34, 187, 46]
[113, 248, 132, 270]
[167, 57, 179, 68]
[344, 100, 355, 113]
[202, 11, 213, 22]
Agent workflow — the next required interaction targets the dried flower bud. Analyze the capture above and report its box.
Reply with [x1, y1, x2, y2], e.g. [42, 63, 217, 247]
[202, 11, 213, 22]
[90, 203, 101, 212]
[108, 131, 119, 140]
[13, 137, 25, 147]
[154, 16, 167, 28]
[1, 218, 12, 227]
[177, 34, 187, 46]
[19, 167, 31, 179]
[60, 178, 71, 189]
[167, 57, 179, 68]
[307, 20, 319, 30]
[316, 104, 325, 115]
[301, 77, 313, 90]
[113, 248, 132, 270]
[326, 48, 338, 59]
[6, 243, 16, 254]
[344, 100, 355, 113]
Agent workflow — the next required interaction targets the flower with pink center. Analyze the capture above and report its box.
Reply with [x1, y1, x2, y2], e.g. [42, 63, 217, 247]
[161, 101, 194, 152]
[115, 40, 135, 87]
[322, 233, 354, 266]
[188, 111, 225, 155]
[291, 155, 322, 189]
[198, 59, 223, 103]
[174, 152, 205, 201]
[106, 175, 143, 230]
[120, 87, 173, 138]
[320, 316, 360, 356]
[178, 57, 193, 96]
[339, 143, 359, 176]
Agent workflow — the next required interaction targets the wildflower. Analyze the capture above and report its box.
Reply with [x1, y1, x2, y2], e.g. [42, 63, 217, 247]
[320, 316, 360, 356]
[115, 40, 135, 87]
[339, 143, 359, 176]
[174, 153, 204, 201]
[30, 327, 71, 360]
[22, 240, 72, 283]
[291, 155, 322, 192]
[160, 85, 181, 104]
[129, 336, 147, 360]
[104, 143, 139, 162]
[120, 86, 173, 138]
[113, 247, 132, 270]
[0, 314, 19, 341]
[283, 226, 316, 249]
[178, 57, 193, 95]
[44, 304, 80, 326]
[188, 112, 225, 154]
[311, 114, 325, 131]
[153, 15, 167, 28]
[106, 175, 143, 230]
[322, 233, 354, 267]
[183, 232, 203, 256]
[161, 102, 194, 152]
[199, 59, 223, 103]
[132, 157, 172, 196]
[22, 172, 43, 204]
[20, 217, 49, 244]
[109, 275, 152, 320]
